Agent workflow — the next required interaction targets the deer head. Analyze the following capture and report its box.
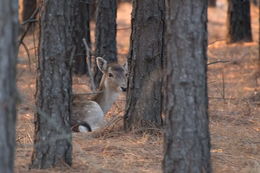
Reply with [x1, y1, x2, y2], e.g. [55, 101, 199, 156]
[92, 57, 128, 114]
[96, 57, 128, 92]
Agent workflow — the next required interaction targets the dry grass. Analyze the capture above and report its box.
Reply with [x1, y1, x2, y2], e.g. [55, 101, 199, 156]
[15, 1, 259, 173]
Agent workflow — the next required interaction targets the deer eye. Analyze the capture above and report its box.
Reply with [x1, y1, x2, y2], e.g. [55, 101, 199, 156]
[108, 73, 114, 77]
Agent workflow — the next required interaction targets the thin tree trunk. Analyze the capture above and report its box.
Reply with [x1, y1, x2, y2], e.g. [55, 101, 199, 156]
[163, 0, 211, 172]
[0, 0, 18, 172]
[72, 0, 91, 75]
[30, 0, 73, 169]
[227, 0, 252, 43]
[124, 0, 164, 130]
[94, 0, 117, 86]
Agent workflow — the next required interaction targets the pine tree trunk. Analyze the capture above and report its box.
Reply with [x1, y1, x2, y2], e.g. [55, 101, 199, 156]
[72, 0, 91, 75]
[94, 0, 117, 86]
[124, 0, 164, 130]
[163, 0, 211, 172]
[30, 0, 73, 169]
[227, 0, 252, 43]
[21, 0, 36, 22]
[208, 0, 216, 7]
[0, 0, 18, 172]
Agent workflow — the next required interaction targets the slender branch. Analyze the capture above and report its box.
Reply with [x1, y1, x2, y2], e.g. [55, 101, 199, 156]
[208, 39, 226, 46]
[22, 19, 38, 25]
[207, 60, 230, 66]
[69, 46, 76, 67]
[221, 69, 226, 100]
[208, 97, 237, 100]
[83, 38, 96, 91]
[72, 91, 103, 96]
[32, 26, 38, 69]
[18, 7, 40, 47]
[117, 26, 131, 30]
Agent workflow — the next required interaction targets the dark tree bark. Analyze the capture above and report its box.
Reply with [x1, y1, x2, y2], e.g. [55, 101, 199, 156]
[117, 0, 132, 3]
[30, 0, 73, 169]
[208, 0, 216, 7]
[72, 0, 91, 75]
[94, 0, 117, 86]
[124, 0, 164, 130]
[89, 0, 96, 21]
[0, 0, 18, 173]
[21, 0, 37, 22]
[251, 0, 260, 6]
[227, 0, 252, 43]
[163, 0, 211, 173]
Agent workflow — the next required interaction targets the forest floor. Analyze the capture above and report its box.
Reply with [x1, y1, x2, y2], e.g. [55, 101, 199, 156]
[15, 1, 259, 173]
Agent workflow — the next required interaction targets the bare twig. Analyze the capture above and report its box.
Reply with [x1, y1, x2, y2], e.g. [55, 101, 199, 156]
[32, 26, 38, 68]
[207, 60, 230, 66]
[117, 26, 131, 30]
[22, 19, 38, 25]
[208, 97, 237, 100]
[18, 7, 40, 73]
[69, 46, 76, 67]
[21, 41, 32, 72]
[27, 132, 33, 144]
[221, 69, 226, 101]
[208, 39, 226, 46]
[19, 7, 40, 47]
[72, 91, 103, 96]
[83, 38, 96, 91]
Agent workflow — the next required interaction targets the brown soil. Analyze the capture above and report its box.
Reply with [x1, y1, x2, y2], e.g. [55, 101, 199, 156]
[15, 1, 259, 173]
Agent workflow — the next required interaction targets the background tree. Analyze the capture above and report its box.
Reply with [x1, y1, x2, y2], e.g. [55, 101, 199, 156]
[72, 0, 91, 75]
[0, 0, 18, 172]
[227, 0, 252, 43]
[30, 0, 73, 168]
[163, 0, 211, 172]
[124, 0, 164, 130]
[208, 0, 216, 7]
[93, 0, 117, 86]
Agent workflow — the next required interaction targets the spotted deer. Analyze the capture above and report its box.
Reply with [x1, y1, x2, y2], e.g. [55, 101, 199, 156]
[71, 57, 128, 132]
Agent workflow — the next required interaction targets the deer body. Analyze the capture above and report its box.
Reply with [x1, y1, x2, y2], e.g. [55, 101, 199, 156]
[71, 57, 127, 132]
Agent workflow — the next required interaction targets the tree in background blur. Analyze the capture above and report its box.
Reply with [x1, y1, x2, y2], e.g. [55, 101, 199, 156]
[227, 0, 252, 43]
[0, 0, 18, 172]
[72, 0, 91, 75]
[93, 0, 117, 86]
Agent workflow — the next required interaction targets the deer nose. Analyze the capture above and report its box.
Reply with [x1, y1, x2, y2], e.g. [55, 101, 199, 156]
[121, 87, 127, 92]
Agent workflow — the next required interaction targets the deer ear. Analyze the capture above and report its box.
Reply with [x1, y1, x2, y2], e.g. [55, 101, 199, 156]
[96, 57, 108, 73]
[123, 61, 128, 72]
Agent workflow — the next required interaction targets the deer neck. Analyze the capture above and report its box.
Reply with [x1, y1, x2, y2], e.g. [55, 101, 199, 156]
[92, 76, 119, 114]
